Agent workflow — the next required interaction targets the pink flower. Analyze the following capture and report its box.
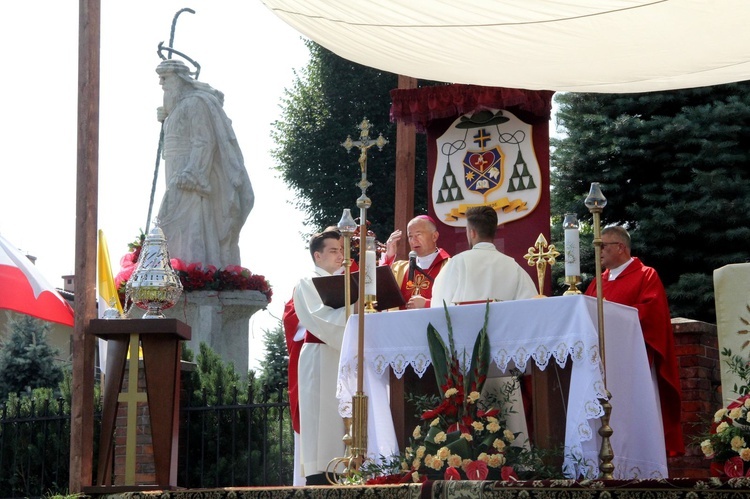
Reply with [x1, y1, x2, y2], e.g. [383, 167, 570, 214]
[170, 258, 186, 271]
[444, 467, 461, 481]
[464, 460, 488, 480]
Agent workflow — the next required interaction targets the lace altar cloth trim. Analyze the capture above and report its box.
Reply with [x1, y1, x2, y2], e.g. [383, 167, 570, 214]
[336, 296, 667, 480]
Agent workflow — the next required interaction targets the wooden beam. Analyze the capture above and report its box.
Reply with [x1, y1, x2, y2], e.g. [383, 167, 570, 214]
[393, 75, 417, 260]
[70, 0, 100, 492]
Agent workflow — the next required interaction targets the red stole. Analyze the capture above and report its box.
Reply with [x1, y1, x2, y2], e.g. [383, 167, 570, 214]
[390, 248, 451, 309]
[282, 297, 303, 433]
[585, 257, 685, 456]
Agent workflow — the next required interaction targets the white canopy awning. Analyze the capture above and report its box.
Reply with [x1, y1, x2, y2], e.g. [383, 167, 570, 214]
[262, 0, 750, 93]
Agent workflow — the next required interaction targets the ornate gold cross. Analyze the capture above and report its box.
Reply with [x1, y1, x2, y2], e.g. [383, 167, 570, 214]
[342, 118, 389, 199]
[407, 273, 431, 296]
[523, 233, 559, 297]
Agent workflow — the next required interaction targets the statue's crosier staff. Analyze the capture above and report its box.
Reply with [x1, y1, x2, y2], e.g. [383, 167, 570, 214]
[326, 119, 388, 483]
[145, 8, 200, 234]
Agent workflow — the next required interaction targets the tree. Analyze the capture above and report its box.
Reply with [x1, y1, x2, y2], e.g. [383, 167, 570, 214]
[271, 41, 432, 240]
[257, 322, 288, 396]
[0, 315, 64, 399]
[551, 83, 750, 322]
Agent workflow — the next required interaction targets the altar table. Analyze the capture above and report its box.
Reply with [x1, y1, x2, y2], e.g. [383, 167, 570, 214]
[336, 295, 667, 479]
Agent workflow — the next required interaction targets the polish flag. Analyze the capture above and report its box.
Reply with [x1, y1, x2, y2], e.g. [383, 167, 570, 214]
[0, 234, 74, 327]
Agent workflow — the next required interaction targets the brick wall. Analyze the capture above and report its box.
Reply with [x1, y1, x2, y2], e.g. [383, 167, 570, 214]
[113, 361, 156, 485]
[667, 318, 721, 478]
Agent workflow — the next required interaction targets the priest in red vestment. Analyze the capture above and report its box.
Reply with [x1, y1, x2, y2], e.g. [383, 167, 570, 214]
[381, 215, 450, 309]
[585, 226, 685, 457]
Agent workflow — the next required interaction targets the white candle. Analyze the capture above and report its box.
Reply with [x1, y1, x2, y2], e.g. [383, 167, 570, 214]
[563, 213, 580, 277]
[364, 250, 377, 296]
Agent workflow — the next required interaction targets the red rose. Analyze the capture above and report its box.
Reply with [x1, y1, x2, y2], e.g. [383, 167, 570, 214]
[465, 460, 488, 480]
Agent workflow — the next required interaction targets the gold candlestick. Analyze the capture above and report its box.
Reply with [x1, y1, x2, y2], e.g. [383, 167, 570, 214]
[585, 182, 615, 479]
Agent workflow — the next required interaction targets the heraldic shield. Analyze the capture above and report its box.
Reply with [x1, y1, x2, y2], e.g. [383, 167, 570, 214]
[463, 146, 504, 197]
[432, 108, 542, 227]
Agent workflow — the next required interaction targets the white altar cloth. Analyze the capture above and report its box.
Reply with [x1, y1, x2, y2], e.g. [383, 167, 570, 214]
[336, 295, 667, 479]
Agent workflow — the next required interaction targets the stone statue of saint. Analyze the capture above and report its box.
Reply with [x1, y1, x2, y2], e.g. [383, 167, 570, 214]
[155, 59, 254, 268]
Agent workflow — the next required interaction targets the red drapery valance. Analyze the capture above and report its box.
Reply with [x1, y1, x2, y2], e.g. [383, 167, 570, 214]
[390, 84, 554, 132]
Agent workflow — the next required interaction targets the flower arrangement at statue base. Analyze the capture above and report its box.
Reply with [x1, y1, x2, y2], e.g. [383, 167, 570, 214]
[114, 232, 272, 306]
[360, 303, 559, 484]
[700, 347, 750, 477]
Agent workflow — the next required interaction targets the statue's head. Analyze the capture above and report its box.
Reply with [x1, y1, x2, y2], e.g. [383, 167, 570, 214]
[156, 59, 224, 109]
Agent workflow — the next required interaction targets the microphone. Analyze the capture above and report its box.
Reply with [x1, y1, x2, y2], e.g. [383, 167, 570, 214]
[408, 251, 417, 283]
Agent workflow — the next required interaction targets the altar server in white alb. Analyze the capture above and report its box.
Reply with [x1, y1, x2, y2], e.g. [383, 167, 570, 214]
[431, 205, 537, 446]
[431, 205, 537, 307]
[293, 228, 348, 485]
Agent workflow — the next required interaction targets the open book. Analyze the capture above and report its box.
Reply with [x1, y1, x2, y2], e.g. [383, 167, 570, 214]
[312, 265, 405, 311]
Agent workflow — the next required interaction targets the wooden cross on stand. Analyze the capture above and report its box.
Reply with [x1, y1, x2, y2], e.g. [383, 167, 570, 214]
[117, 333, 148, 485]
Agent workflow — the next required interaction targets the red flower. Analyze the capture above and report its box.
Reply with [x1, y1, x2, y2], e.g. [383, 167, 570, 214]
[477, 408, 500, 418]
[464, 460, 488, 480]
[501, 466, 519, 482]
[446, 422, 471, 434]
[444, 467, 461, 481]
[724, 456, 750, 477]
[366, 473, 411, 485]
[728, 395, 750, 410]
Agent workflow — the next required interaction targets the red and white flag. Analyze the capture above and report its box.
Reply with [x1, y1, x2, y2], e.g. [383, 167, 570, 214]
[0, 234, 74, 327]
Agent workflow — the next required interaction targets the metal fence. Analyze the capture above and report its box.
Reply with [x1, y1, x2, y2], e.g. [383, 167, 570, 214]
[179, 384, 294, 488]
[0, 388, 293, 498]
[0, 397, 72, 498]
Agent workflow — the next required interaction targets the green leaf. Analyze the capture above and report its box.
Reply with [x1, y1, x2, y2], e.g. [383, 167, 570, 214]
[465, 301, 491, 396]
[427, 323, 450, 396]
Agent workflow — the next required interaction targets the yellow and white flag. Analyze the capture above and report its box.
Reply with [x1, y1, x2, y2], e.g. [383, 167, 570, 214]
[97, 229, 123, 375]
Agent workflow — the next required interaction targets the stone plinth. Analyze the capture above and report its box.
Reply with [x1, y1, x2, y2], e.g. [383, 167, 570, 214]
[164, 290, 268, 377]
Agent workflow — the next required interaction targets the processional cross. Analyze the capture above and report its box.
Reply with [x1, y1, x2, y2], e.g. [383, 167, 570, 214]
[342, 118, 389, 200]
[326, 119, 387, 483]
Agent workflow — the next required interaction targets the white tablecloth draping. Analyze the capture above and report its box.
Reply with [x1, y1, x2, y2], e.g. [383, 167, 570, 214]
[336, 295, 667, 479]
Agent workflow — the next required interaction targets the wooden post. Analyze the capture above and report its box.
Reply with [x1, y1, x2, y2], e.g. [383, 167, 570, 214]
[389, 75, 418, 449]
[393, 75, 417, 260]
[70, 0, 100, 492]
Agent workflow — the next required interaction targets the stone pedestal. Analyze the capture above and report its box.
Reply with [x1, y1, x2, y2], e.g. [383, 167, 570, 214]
[164, 290, 268, 377]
